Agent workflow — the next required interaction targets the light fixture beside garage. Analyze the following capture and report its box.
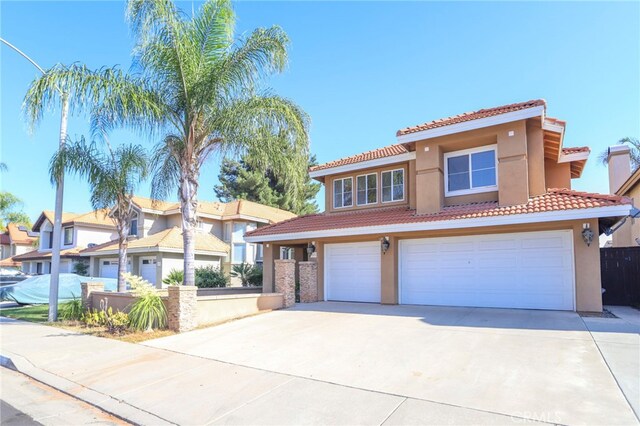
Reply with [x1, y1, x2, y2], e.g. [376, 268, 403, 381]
[306, 242, 316, 258]
[581, 223, 594, 246]
[380, 236, 391, 254]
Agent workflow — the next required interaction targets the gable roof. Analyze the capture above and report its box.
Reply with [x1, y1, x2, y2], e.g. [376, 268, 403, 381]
[245, 189, 631, 241]
[131, 196, 296, 224]
[80, 227, 229, 256]
[6, 223, 37, 245]
[309, 145, 409, 173]
[13, 247, 84, 261]
[396, 99, 546, 137]
[33, 210, 115, 231]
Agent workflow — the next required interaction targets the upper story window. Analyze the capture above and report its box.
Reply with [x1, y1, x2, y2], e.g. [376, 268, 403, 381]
[63, 227, 73, 245]
[356, 173, 377, 205]
[129, 214, 138, 236]
[223, 223, 231, 242]
[333, 177, 353, 209]
[232, 222, 246, 242]
[444, 145, 497, 196]
[382, 169, 404, 203]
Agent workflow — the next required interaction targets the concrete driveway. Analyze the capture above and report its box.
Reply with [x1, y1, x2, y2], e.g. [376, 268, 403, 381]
[146, 302, 639, 425]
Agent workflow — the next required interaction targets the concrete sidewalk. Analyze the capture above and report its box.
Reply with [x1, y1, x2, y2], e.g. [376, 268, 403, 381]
[0, 317, 544, 425]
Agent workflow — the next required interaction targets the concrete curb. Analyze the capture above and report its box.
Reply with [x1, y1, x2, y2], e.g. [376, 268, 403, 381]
[0, 351, 175, 426]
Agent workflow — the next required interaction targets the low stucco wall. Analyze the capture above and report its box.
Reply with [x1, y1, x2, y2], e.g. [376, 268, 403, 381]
[196, 293, 283, 325]
[89, 290, 168, 313]
[197, 286, 262, 297]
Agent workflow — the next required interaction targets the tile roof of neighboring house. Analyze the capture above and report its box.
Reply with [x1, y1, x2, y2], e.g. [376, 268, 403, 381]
[80, 227, 229, 255]
[35, 210, 115, 231]
[616, 167, 640, 196]
[309, 145, 409, 173]
[562, 146, 590, 155]
[396, 99, 547, 136]
[0, 256, 21, 267]
[13, 247, 84, 261]
[132, 196, 296, 224]
[246, 189, 630, 238]
[6, 223, 38, 245]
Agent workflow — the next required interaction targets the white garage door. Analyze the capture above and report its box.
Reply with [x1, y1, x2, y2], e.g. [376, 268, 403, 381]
[100, 259, 119, 279]
[399, 230, 575, 311]
[325, 242, 381, 303]
[140, 257, 158, 285]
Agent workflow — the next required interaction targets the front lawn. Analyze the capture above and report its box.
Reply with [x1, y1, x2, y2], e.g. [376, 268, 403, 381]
[0, 304, 175, 343]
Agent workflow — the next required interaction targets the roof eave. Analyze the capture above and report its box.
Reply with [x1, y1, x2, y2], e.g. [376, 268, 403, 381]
[309, 152, 417, 179]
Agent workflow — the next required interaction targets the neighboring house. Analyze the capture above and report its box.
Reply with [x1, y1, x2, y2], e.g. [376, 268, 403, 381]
[0, 223, 39, 268]
[13, 210, 117, 274]
[80, 196, 296, 287]
[607, 145, 640, 246]
[246, 99, 634, 313]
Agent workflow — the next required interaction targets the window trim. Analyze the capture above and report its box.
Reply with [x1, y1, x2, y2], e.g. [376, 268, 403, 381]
[356, 172, 378, 206]
[381, 168, 405, 203]
[63, 226, 74, 246]
[333, 177, 353, 209]
[232, 242, 247, 264]
[444, 144, 498, 197]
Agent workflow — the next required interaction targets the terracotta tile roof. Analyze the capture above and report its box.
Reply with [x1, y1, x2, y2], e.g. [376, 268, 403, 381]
[246, 189, 630, 238]
[42, 211, 80, 226]
[81, 227, 229, 255]
[36, 210, 115, 231]
[6, 224, 37, 245]
[132, 196, 296, 224]
[13, 247, 84, 261]
[562, 146, 590, 155]
[309, 145, 409, 173]
[0, 256, 21, 267]
[396, 99, 546, 137]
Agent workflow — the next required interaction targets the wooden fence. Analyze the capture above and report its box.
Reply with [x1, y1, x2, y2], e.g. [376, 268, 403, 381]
[600, 247, 640, 306]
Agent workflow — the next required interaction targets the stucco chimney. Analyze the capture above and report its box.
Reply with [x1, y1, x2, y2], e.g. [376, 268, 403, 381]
[608, 145, 632, 194]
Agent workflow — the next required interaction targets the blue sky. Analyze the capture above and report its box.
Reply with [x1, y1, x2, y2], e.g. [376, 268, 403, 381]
[1, 1, 639, 221]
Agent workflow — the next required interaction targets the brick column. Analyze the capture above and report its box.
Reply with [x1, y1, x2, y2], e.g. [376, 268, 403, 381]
[167, 286, 198, 332]
[299, 261, 318, 303]
[274, 259, 296, 308]
[81, 281, 104, 310]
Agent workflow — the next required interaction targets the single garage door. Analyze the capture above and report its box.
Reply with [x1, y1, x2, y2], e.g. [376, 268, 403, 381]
[100, 259, 119, 279]
[399, 230, 575, 311]
[325, 241, 381, 303]
[140, 257, 158, 285]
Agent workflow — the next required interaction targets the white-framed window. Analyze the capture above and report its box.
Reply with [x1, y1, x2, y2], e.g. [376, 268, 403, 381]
[256, 244, 264, 262]
[444, 145, 497, 196]
[129, 214, 138, 236]
[233, 243, 246, 263]
[356, 173, 377, 205]
[381, 169, 404, 203]
[232, 222, 246, 242]
[63, 227, 73, 245]
[223, 223, 231, 242]
[333, 177, 353, 209]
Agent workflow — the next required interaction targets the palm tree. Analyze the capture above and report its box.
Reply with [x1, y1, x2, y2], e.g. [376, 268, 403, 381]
[599, 137, 640, 171]
[131, 0, 310, 286]
[50, 138, 148, 292]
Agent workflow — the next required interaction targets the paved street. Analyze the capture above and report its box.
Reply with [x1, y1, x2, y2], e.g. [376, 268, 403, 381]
[1, 303, 638, 425]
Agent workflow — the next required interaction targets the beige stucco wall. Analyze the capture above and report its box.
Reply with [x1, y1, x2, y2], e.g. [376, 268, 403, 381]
[572, 219, 603, 312]
[544, 159, 571, 189]
[526, 118, 546, 196]
[613, 183, 639, 247]
[196, 293, 283, 325]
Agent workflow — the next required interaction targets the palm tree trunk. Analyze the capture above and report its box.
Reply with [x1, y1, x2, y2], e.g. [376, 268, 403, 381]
[180, 164, 199, 286]
[117, 234, 129, 293]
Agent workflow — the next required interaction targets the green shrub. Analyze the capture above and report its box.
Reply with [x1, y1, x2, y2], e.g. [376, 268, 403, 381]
[247, 265, 263, 287]
[60, 297, 84, 321]
[82, 308, 107, 327]
[72, 261, 89, 276]
[195, 266, 228, 288]
[162, 269, 184, 285]
[105, 311, 129, 335]
[126, 273, 167, 331]
[231, 263, 262, 287]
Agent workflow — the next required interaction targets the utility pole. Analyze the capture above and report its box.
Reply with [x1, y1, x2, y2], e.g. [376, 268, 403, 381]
[1, 37, 67, 321]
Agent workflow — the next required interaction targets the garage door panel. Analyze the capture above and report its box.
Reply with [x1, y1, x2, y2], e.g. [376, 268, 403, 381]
[400, 230, 574, 311]
[325, 242, 380, 303]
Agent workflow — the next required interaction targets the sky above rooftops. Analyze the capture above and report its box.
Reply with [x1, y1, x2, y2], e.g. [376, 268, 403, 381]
[1, 1, 638, 220]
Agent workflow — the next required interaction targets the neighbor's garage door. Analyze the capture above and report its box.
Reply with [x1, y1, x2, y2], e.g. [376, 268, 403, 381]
[399, 230, 575, 311]
[325, 241, 381, 303]
[100, 259, 119, 279]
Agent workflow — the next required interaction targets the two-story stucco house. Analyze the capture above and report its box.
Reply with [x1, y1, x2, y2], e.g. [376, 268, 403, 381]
[246, 100, 634, 312]
[14, 210, 117, 274]
[0, 223, 39, 268]
[606, 145, 640, 247]
[80, 196, 296, 287]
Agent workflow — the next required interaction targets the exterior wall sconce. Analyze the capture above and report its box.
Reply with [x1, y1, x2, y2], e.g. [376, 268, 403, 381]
[306, 242, 316, 258]
[582, 223, 594, 247]
[381, 236, 391, 254]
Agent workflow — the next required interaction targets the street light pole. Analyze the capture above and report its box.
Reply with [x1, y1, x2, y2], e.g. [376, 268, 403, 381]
[1, 37, 67, 321]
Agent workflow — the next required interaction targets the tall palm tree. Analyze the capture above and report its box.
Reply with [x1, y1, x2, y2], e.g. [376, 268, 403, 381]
[131, 0, 310, 286]
[24, 0, 309, 287]
[50, 138, 148, 292]
[599, 137, 640, 171]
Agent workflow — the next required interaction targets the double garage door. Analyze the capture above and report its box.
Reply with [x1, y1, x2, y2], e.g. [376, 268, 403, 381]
[324, 230, 575, 311]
